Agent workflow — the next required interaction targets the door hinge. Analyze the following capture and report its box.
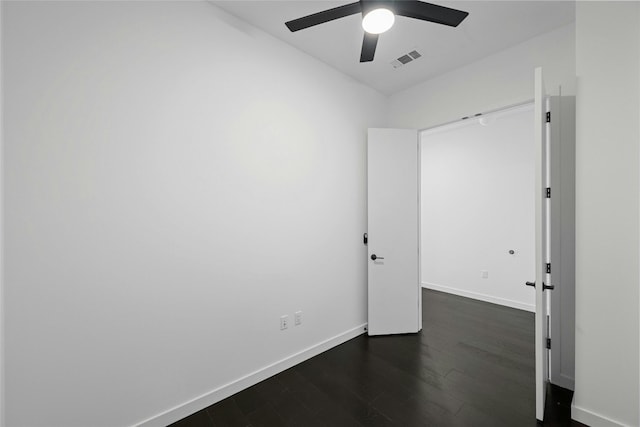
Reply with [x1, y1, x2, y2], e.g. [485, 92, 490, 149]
[546, 112, 551, 123]
[546, 338, 551, 349]
[546, 263, 551, 274]
[546, 187, 551, 198]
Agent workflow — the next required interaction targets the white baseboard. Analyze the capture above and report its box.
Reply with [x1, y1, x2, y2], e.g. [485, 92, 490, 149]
[571, 403, 632, 427]
[134, 323, 367, 427]
[422, 282, 535, 312]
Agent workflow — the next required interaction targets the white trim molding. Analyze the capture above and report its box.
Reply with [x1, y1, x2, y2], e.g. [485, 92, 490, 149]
[572, 404, 633, 427]
[133, 324, 367, 427]
[553, 374, 575, 392]
[422, 282, 535, 313]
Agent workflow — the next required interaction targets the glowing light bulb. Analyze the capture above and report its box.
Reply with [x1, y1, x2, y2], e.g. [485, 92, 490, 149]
[362, 8, 395, 34]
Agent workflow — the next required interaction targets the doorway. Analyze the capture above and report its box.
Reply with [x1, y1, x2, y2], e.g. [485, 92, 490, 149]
[417, 97, 575, 393]
[367, 91, 576, 421]
[419, 103, 536, 313]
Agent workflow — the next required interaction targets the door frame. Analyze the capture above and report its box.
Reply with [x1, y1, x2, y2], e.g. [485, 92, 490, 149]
[416, 99, 535, 305]
[370, 91, 574, 421]
[367, 128, 421, 336]
[415, 98, 544, 419]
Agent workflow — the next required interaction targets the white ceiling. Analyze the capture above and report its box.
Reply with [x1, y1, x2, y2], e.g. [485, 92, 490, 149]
[214, 0, 575, 95]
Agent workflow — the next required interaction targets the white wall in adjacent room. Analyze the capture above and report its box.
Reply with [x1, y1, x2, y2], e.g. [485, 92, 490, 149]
[420, 105, 535, 311]
[1, 2, 386, 426]
[572, 2, 640, 426]
[387, 23, 575, 130]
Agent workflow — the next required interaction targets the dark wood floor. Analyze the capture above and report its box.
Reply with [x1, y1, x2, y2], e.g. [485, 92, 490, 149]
[171, 289, 581, 427]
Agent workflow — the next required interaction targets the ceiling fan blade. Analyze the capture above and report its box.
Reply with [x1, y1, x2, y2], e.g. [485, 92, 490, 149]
[360, 33, 379, 62]
[285, 2, 362, 32]
[394, 1, 469, 27]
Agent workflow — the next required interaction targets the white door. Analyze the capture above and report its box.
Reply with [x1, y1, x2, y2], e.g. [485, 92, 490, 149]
[533, 67, 551, 421]
[367, 128, 420, 336]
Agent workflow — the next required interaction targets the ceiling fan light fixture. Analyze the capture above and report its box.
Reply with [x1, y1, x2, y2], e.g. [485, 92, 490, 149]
[362, 8, 395, 34]
[284, 1, 469, 62]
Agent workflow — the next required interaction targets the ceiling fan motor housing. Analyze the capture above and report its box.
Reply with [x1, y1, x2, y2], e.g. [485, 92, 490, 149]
[360, 0, 398, 16]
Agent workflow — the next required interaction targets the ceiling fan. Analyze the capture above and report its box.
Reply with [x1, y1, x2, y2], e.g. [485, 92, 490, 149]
[285, 0, 469, 63]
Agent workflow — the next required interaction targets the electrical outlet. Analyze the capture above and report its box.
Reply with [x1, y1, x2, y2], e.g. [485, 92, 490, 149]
[280, 315, 289, 330]
[481, 270, 489, 279]
[294, 311, 302, 326]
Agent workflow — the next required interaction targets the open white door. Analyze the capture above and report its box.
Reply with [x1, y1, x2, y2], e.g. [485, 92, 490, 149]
[367, 128, 420, 336]
[533, 67, 551, 421]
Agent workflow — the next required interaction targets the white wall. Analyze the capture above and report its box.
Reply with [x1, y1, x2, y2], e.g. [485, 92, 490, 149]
[387, 23, 575, 130]
[1, 2, 386, 426]
[420, 105, 535, 311]
[573, 3, 640, 427]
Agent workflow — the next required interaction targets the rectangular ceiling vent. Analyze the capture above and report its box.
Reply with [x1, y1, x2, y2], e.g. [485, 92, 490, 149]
[391, 50, 422, 69]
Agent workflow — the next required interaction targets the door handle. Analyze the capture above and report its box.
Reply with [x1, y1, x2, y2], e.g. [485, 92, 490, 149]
[371, 254, 384, 261]
[525, 281, 554, 290]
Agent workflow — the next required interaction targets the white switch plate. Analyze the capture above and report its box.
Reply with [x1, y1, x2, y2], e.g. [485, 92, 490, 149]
[294, 311, 302, 326]
[481, 270, 489, 279]
[280, 315, 289, 330]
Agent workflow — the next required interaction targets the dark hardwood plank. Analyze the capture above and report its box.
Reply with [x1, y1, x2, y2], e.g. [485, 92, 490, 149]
[245, 403, 286, 427]
[206, 398, 252, 427]
[168, 409, 215, 427]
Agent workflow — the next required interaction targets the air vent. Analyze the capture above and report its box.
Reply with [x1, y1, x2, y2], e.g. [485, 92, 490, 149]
[398, 54, 413, 64]
[390, 49, 423, 69]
